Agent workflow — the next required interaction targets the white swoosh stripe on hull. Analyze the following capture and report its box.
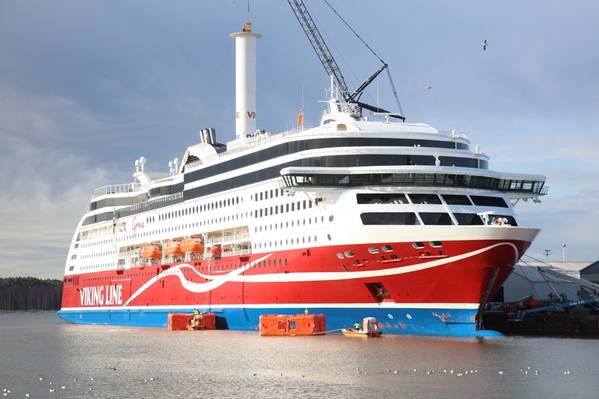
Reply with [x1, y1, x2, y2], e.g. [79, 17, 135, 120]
[121, 242, 517, 308]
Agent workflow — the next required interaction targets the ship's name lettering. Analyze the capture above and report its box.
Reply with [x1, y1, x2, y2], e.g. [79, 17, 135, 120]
[79, 284, 123, 306]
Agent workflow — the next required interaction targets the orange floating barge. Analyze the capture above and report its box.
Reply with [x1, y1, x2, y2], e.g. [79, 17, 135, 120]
[167, 312, 216, 331]
[259, 314, 326, 336]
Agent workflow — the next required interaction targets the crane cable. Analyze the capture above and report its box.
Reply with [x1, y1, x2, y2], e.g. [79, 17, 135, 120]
[322, 0, 384, 64]
[321, 0, 405, 119]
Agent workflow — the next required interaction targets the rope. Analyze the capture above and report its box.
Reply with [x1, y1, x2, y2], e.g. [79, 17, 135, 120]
[321, 0, 385, 64]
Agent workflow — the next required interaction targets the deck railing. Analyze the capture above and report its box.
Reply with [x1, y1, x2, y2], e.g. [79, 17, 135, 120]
[92, 183, 141, 198]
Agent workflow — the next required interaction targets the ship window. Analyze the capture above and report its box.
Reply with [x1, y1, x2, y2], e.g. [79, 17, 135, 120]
[344, 250, 354, 258]
[412, 242, 425, 249]
[357, 193, 408, 204]
[430, 241, 443, 247]
[442, 194, 472, 205]
[470, 196, 508, 208]
[419, 212, 453, 225]
[408, 194, 442, 204]
[368, 247, 380, 254]
[360, 212, 419, 225]
[454, 213, 484, 225]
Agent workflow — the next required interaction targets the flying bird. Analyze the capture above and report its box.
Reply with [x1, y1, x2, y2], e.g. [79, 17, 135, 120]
[425, 85, 432, 90]
[482, 40, 488, 51]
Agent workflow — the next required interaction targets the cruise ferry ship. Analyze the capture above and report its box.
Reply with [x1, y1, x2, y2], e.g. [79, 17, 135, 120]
[58, 20, 547, 336]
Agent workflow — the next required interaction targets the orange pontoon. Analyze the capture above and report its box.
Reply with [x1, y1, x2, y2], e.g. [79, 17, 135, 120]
[259, 314, 326, 336]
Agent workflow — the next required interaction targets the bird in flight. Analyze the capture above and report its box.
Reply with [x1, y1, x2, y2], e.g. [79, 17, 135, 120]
[482, 40, 488, 51]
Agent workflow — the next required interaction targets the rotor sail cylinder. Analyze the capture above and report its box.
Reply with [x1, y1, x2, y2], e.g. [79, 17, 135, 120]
[230, 22, 261, 139]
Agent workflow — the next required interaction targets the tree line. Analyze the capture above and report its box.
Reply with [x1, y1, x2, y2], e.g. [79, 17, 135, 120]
[0, 277, 63, 311]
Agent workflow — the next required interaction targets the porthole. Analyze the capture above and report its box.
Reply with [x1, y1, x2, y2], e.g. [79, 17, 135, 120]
[344, 250, 354, 258]
[412, 242, 425, 249]
[336, 252, 344, 259]
[368, 247, 380, 254]
[430, 241, 443, 247]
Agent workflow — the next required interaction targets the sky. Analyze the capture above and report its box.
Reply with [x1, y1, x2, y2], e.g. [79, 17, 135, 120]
[0, 0, 598, 279]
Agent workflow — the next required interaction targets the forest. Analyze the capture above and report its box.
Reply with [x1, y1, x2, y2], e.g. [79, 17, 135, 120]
[0, 277, 63, 311]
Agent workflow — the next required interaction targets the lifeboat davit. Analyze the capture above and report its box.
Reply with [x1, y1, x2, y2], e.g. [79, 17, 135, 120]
[141, 244, 161, 260]
[163, 240, 184, 258]
[181, 238, 204, 254]
[211, 244, 222, 258]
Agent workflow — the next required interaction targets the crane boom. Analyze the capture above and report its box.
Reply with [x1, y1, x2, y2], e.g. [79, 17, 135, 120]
[287, 0, 350, 100]
[287, 0, 405, 120]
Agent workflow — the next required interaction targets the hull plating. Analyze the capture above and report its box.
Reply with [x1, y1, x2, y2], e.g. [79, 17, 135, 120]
[59, 237, 532, 336]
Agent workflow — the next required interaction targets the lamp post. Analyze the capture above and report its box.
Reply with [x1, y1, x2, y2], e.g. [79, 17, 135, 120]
[542, 249, 551, 263]
[561, 243, 567, 263]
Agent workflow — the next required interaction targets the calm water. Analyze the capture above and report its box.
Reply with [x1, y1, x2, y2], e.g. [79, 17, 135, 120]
[0, 312, 597, 398]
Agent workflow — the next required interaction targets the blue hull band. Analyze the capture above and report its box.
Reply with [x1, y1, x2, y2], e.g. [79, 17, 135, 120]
[57, 306, 501, 337]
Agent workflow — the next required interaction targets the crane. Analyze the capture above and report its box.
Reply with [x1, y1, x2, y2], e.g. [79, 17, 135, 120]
[287, 0, 405, 120]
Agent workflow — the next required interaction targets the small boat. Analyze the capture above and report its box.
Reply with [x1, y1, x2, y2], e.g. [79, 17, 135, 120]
[341, 328, 382, 338]
[181, 237, 204, 254]
[163, 240, 184, 258]
[342, 317, 383, 337]
[141, 244, 161, 260]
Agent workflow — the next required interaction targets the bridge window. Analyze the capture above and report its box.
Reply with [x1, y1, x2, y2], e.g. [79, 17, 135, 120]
[442, 194, 472, 206]
[408, 194, 442, 205]
[454, 213, 484, 225]
[357, 193, 408, 204]
[419, 212, 453, 225]
[360, 212, 419, 225]
[470, 195, 508, 208]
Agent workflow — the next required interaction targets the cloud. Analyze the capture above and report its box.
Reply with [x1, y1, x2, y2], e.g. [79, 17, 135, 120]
[0, 88, 122, 278]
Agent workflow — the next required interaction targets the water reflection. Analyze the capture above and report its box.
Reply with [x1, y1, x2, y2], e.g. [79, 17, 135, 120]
[0, 313, 597, 398]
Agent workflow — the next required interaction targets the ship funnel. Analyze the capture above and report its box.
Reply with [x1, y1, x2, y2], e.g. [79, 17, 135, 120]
[199, 128, 216, 145]
[230, 22, 261, 139]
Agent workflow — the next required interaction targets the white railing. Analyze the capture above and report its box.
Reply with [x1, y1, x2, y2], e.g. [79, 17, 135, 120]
[207, 248, 252, 259]
[92, 183, 141, 198]
[206, 232, 250, 245]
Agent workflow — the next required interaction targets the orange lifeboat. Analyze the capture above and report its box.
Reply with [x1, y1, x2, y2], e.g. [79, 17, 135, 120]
[181, 238, 204, 254]
[211, 244, 222, 258]
[163, 240, 184, 258]
[141, 244, 161, 260]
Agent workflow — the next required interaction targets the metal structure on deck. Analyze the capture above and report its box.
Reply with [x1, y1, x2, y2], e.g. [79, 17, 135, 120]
[287, 0, 405, 120]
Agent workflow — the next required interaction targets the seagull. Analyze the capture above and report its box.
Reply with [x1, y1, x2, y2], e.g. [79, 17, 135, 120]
[482, 40, 488, 51]
[425, 85, 432, 90]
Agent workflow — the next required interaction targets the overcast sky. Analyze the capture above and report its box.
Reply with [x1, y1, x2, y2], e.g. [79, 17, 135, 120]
[1, 0, 598, 278]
